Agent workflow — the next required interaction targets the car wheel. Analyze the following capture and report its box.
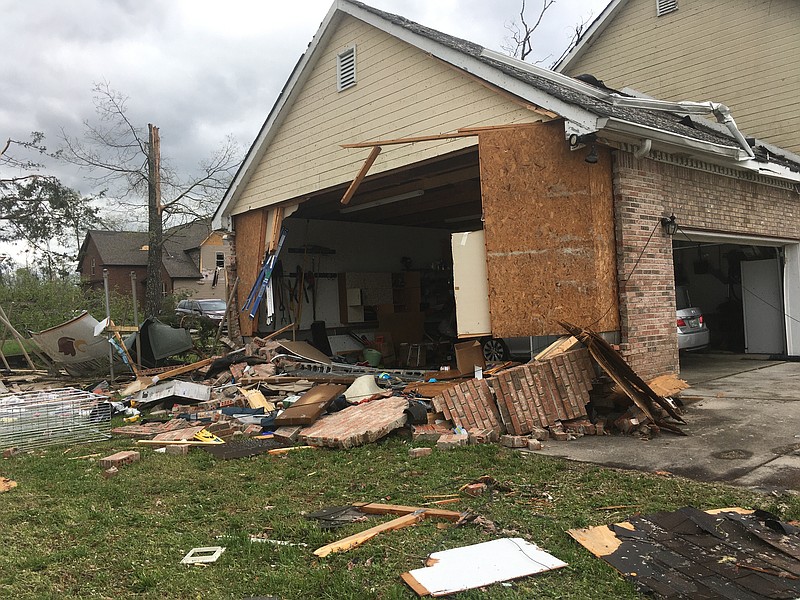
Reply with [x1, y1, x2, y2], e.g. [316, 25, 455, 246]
[481, 338, 509, 362]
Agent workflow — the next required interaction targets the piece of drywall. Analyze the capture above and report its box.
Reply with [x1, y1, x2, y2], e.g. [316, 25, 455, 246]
[479, 121, 618, 337]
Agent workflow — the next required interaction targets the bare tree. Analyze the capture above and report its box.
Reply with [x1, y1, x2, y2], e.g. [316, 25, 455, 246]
[1, 134, 104, 278]
[502, 0, 555, 61]
[550, 20, 588, 69]
[59, 82, 241, 316]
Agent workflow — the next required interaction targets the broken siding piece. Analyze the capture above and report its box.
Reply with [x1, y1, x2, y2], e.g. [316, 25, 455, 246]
[402, 537, 567, 596]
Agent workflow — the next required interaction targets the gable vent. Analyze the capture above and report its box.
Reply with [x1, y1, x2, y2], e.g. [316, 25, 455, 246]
[656, 0, 678, 16]
[337, 45, 357, 92]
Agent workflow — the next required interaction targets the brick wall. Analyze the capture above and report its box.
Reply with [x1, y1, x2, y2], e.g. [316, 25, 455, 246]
[613, 151, 799, 378]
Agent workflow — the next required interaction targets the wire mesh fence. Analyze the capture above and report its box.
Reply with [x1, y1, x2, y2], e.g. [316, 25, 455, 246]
[0, 387, 112, 450]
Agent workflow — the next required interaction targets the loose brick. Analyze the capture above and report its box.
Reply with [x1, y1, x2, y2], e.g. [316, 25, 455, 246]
[102, 466, 119, 479]
[165, 444, 190, 456]
[530, 426, 550, 441]
[409, 447, 433, 458]
[99, 451, 140, 469]
[437, 433, 468, 450]
[500, 435, 528, 448]
[527, 439, 543, 451]
[272, 425, 302, 443]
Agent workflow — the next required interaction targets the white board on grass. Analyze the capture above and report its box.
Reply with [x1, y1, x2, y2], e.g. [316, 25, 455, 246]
[403, 537, 567, 596]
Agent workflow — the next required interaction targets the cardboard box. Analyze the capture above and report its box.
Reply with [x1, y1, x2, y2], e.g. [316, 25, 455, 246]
[454, 340, 485, 375]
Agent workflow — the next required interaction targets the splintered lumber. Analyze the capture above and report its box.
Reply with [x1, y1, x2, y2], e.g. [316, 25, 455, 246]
[120, 357, 215, 396]
[559, 321, 685, 434]
[314, 510, 426, 557]
[352, 502, 463, 522]
[533, 335, 581, 361]
[340, 145, 382, 205]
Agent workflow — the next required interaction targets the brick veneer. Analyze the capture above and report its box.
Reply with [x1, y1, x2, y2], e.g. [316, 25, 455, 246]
[613, 150, 799, 379]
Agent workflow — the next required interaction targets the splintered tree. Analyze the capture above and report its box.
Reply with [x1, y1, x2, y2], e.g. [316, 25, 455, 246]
[59, 83, 240, 316]
[0, 134, 103, 278]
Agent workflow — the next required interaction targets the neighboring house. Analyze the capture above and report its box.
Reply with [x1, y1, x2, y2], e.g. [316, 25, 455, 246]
[77, 219, 230, 306]
[555, 0, 800, 154]
[212, 0, 800, 379]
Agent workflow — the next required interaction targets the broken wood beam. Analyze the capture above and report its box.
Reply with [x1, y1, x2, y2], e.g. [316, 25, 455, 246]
[340, 145, 382, 205]
[314, 510, 426, 557]
[341, 131, 476, 149]
[352, 502, 463, 522]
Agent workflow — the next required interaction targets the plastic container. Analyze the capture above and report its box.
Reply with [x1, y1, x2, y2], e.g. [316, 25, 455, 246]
[362, 348, 382, 367]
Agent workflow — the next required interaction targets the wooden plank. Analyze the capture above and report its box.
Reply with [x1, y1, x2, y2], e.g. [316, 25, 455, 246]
[534, 335, 581, 360]
[479, 121, 618, 338]
[352, 502, 463, 522]
[233, 208, 268, 337]
[341, 132, 476, 149]
[340, 146, 382, 205]
[267, 206, 285, 254]
[314, 510, 426, 557]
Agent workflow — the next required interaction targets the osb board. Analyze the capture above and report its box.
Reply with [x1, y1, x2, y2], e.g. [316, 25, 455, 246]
[233, 208, 268, 336]
[478, 121, 618, 338]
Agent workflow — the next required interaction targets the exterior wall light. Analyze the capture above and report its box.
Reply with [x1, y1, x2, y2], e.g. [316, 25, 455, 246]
[660, 214, 678, 235]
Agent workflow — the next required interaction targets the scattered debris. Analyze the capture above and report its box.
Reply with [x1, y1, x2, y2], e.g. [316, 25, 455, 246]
[402, 537, 567, 596]
[314, 502, 463, 558]
[0, 477, 17, 492]
[99, 450, 140, 469]
[180, 546, 226, 566]
[569, 507, 800, 599]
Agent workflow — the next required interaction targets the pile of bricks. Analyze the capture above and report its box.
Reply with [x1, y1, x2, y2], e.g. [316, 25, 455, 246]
[430, 379, 503, 435]
[490, 348, 595, 435]
[299, 396, 408, 449]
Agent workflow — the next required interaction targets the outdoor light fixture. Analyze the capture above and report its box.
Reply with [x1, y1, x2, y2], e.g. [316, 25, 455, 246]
[661, 214, 678, 236]
[584, 144, 598, 164]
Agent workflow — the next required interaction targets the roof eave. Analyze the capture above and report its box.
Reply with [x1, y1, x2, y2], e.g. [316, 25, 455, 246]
[212, 1, 347, 231]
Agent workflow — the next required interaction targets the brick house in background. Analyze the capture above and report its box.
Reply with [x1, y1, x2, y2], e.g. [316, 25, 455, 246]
[77, 219, 230, 306]
[212, 0, 800, 379]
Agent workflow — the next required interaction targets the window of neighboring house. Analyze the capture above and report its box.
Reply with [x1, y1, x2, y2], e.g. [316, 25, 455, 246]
[337, 45, 357, 91]
[656, 0, 677, 16]
[161, 281, 167, 297]
[215, 251, 225, 268]
[90, 257, 96, 275]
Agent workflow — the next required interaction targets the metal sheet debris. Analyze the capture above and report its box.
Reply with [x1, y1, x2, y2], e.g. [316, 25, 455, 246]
[0, 387, 111, 450]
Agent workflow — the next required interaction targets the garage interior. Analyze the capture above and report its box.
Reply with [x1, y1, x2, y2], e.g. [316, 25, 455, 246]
[234, 122, 618, 368]
[673, 233, 788, 359]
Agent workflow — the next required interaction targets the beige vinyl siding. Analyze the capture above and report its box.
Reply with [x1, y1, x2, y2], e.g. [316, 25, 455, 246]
[565, 0, 800, 154]
[231, 16, 544, 215]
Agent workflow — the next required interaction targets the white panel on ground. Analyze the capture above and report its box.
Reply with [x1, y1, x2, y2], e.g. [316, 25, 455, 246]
[783, 244, 800, 356]
[403, 537, 567, 596]
[451, 230, 491, 337]
[741, 257, 785, 354]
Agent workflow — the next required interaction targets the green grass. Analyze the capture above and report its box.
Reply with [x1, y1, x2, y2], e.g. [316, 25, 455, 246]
[2, 434, 798, 599]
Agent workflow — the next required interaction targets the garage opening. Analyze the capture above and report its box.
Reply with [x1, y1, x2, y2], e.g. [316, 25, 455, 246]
[672, 230, 795, 361]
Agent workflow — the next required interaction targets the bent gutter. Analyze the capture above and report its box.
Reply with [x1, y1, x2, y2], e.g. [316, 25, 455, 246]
[480, 50, 756, 160]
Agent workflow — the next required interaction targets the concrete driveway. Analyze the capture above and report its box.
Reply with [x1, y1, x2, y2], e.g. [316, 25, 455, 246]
[538, 354, 800, 493]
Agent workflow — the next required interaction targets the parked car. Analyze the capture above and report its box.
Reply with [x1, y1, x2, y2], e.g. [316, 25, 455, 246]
[676, 286, 710, 351]
[175, 299, 227, 325]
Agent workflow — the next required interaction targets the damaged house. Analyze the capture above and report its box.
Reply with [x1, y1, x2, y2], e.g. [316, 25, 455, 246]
[212, 0, 800, 380]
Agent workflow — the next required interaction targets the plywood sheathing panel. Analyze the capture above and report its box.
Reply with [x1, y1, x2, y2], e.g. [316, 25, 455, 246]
[478, 120, 618, 338]
[431, 378, 503, 434]
[489, 348, 594, 434]
[233, 208, 268, 337]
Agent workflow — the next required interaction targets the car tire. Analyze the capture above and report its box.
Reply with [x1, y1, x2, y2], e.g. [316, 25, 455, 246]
[481, 337, 509, 362]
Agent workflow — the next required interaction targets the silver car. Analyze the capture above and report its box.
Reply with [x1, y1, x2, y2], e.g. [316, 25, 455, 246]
[676, 286, 710, 351]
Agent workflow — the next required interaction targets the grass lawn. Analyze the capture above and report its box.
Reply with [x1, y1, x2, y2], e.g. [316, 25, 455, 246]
[2, 433, 798, 599]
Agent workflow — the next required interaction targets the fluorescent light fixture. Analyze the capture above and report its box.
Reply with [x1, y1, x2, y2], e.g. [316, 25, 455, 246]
[444, 214, 482, 223]
[340, 190, 424, 214]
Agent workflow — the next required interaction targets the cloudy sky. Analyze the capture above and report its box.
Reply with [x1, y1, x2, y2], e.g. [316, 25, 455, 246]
[1, 0, 609, 201]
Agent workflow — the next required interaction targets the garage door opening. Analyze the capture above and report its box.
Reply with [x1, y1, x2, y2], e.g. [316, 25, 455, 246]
[673, 232, 792, 359]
